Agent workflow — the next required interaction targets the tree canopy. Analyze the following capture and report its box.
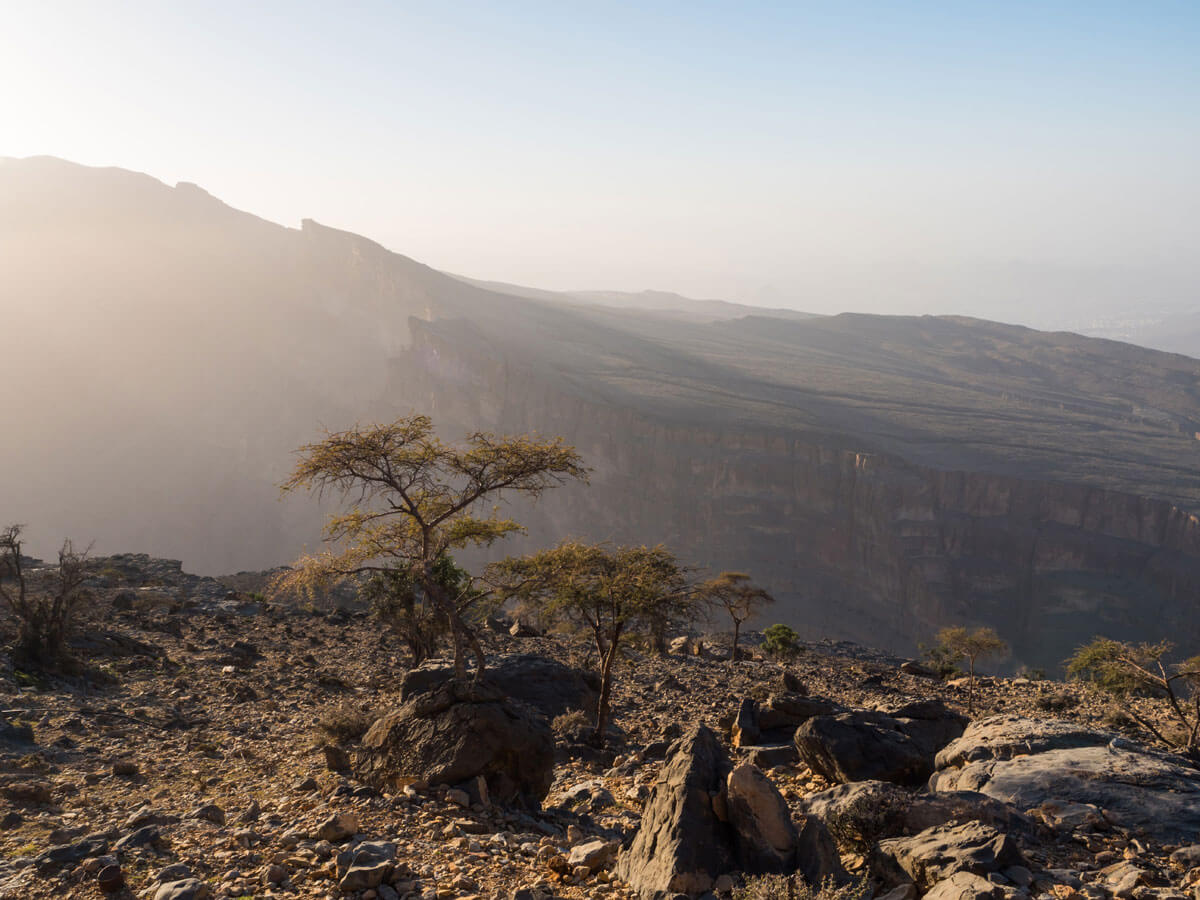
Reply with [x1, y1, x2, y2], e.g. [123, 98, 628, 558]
[491, 540, 699, 743]
[272, 415, 588, 676]
[699, 571, 774, 663]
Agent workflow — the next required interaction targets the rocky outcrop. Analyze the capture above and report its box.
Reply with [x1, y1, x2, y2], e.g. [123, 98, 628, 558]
[355, 680, 554, 808]
[616, 725, 736, 897]
[795, 704, 966, 786]
[617, 728, 846, 897]
[930, 716, 1200, 843]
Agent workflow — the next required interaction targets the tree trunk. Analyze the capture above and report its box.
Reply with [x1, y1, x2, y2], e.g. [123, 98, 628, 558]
[730, 619, 741, 663]
[594, 630, 622, 746]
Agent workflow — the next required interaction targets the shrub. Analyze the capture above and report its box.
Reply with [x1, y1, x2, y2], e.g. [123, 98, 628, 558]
[823, 788, 912, 853]
[551, 709, 590, 738]
[927, 625, 1009, 711]
[1067, 637, 1200, 752]
[316, 701, 376, 743]
[0, 525, 93, 667]
[761, 624, 800, 658]
[734, 875, 869, 900]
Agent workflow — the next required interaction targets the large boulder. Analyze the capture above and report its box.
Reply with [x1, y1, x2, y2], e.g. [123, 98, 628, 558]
[929, 716, 1200, 843]
[758, 694, 843, 736]
[616, 725, 735, 896]
[885, 700, 968, 759]
[875, 822, 1027, 891]
[399, 655, 600, 721]
[795, 713, 933, 786]
[795, 703, 966, 786]
[356, 680, 554, 808]
[726, 763, 799, 874]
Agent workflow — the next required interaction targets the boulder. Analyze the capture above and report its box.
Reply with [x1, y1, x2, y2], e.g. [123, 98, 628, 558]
[875, 822, 1027, 891]
[885, 700, 969, 759]
[567, 839, 619, 874]
[799, 781, 1035, 842]
[923, 871, 1004, 900]
[757, 694, 842, 736]
[743, 743, 801, 769]
[930, 716, 1200, 843]
[726, 764, 799, 873]
[795, 712, 932, 786]
[725, 764, 848, 885]
[617, 728, 845, 897]
[315, 811, 359, 843]
[336, 840, 397, 891]
[153, 879, 210, 900]
[399, 655, 599, 721]
[357, 679, 555, 808]
[616, 725, 736, 896]
[732, 698, 761, 748]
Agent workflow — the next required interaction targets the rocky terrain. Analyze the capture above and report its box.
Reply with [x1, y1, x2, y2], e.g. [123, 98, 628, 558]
[3, 556, 1200, 900]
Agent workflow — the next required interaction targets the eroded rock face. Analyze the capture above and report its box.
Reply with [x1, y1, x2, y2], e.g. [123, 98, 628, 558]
[930, 716, 1200, 843]
[356, 680, 554, 808]
[616, 725, 735, 897]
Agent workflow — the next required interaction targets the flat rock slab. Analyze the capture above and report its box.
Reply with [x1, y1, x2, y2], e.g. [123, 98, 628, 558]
[930, 716, 1200, 843]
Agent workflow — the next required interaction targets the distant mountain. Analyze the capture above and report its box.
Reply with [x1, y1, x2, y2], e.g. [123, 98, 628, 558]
[456, 276, 818, 323]
[5, 156, 1200, 669]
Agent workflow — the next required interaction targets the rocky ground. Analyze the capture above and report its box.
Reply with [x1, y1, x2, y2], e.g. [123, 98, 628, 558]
[1, 556, 1198, 900]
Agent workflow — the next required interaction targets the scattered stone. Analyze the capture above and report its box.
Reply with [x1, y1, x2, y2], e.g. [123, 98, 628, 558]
[315, 811, 359, 843]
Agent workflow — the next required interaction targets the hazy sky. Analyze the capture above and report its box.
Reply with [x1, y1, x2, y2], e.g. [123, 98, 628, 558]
[4, 2, 1199, 320]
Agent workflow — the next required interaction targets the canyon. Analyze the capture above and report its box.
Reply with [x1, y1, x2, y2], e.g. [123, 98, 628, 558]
[5, 156, 1200, 670]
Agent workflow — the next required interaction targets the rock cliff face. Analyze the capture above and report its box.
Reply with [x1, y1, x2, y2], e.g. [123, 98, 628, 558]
[389, 325, 1200, 671]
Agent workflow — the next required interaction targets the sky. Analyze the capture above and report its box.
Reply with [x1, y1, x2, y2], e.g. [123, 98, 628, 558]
[4, 1, 1199, 324]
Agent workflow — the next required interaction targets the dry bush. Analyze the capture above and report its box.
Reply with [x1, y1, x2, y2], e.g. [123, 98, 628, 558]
[316, 701, 376, 743]
[734, 875, 869, 900]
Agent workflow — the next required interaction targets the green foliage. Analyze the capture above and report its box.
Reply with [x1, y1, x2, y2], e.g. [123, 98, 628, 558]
[920, 642, 963, 679]
[491, 541, 700, 743]
[928, 625, 1009, 711]
[733, 875, 869, 900]
[761, 623, 800, 658]
[361, 554, 486, 666]
[699, 571, 774, 662]
[1066, 636, 1200, 751]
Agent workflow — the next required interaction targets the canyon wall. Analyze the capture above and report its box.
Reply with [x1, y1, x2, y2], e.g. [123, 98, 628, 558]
[388, 325, 1200, 671]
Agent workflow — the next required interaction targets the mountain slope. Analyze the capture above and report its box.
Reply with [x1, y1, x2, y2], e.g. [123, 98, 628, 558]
[5, 157, 1200, 668]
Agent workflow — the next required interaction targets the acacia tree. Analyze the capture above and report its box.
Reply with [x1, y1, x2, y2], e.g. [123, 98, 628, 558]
[271, 415, 587, 678]
[700, 571, 774, 663]
[491, 540, 699, 744]
[1067, 637, 1200, 753]
[0, 525, 93, 665]
[932, 625, 1009, 712]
